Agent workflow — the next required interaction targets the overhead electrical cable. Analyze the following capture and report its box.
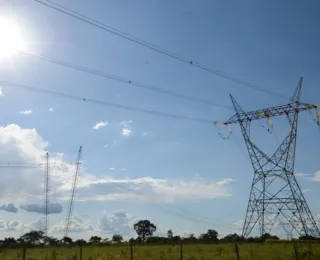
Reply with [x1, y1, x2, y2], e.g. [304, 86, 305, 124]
[32, 0, 288, 100]
[0, 80, 213, 124]
[20, 51, 232, 109]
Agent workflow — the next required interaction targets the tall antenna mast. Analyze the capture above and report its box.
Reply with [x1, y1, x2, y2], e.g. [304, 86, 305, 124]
[64, 146, 82, 238]
[217, 77, 320, 238]
[44, 152, 49, 237]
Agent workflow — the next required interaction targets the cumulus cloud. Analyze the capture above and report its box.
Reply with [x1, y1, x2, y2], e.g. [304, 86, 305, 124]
[120, 120, 132, 136]
[51, 216, 94, 233]
[312, 171, 320, 182]
[0, 203, 18, 213]
[0, 88, 3, 96]
[20, 203, 63, 215]
[314, 214, 320, 225]
[96, 210, 138, 236]
[0, 220, 25, 232]
[0, 124, 50, 203]
[49, 108, 54, 112]
[216, 178, 237, 185]
[20, 110, 32, 115]
[121, 128, 132, 136]
[27, 218, 44, 231]
[93, 121, 108, 130]
[0, 218, 48, 233]
[0, 124, 235, 206]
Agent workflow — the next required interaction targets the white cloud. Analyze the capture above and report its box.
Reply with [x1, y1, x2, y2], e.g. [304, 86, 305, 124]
[120, 168, 127, 171]
[0, 124, 235, 206]
[0, 124, 49, 203]
[0, 220, 25, 232]
[26, 218, 45, 231]
[216, 178, 237, 185]
[104, 144, 109, 148]
[96, 210, 138, 236]
[109, 168, 115, 171]
[120, 120, 133, 136]
[56, 152, 64, 157]
[20, 110, 32, 115]
[73, 176, 235, 203]
[92, 121, 108, 130]
[49, 108, 54, 112]
[0, 88, 3, 97]
[295, 173, 312, 177]
[121, 128, 132, 136]
[51, 215, 94, 233]
[314, 214, 320, 225]
[312, 171, 320, 182]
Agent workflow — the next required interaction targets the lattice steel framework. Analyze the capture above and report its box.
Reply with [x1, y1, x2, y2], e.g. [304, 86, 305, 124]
[44, 152, 49, 237]
[221, 78, 320, 238]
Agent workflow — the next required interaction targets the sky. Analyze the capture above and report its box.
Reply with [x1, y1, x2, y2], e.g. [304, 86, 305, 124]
[0, 0, 320, 240]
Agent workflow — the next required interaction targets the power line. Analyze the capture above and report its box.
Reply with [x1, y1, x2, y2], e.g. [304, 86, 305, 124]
[20, 51, 231, 109]
[0, 80, 214, 124]
[32, 0, 288, 100]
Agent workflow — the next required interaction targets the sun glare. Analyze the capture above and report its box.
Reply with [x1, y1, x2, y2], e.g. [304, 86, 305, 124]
[0, 17, 25, 61]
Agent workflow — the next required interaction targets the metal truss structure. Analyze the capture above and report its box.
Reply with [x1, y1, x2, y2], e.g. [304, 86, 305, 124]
[220, 78, 320, 238]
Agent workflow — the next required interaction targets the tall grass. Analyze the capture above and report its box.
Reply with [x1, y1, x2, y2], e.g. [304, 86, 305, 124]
[0, 243, 320, 260]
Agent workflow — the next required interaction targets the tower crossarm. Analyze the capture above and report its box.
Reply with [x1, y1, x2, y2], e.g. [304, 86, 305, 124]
[223, 102, 317, 125]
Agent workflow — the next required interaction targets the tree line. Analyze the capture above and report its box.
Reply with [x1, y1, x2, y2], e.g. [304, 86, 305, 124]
[0, 219, 318, 248]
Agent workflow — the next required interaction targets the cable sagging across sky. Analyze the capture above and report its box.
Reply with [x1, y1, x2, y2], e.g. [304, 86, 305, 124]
[0, 80, 214, 124]
[32, 0, 288, 100]
[20, 51, 232, 109]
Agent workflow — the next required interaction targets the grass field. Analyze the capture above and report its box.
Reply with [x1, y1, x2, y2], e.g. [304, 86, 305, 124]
[1, 243, 320, 260]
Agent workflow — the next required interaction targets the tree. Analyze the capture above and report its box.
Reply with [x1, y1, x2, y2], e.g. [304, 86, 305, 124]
[207, 229, 218, 240]
[62, 236, 73, 244]
[102, 238, 110, 244]
[199, 229, 219, 242]
[184, 233, 197, 243]
[112, 234, 123, 243]
[261, 233, 279, 241]
[189, 233, 195, 239]
[75, 239, 87, 246]
[299, 235, 317, 241]
[19, 231, 44, 245]
[167, 229, 173, 239]
[133, 220, 157, 242]
[1, 237, 17, 248]
[43, 236, 59, 246]
[222, 233, 241, 242]
[89, 236, 102, 244]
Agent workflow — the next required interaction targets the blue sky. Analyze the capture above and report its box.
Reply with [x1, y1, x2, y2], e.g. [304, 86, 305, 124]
[0, 0, 319, 239]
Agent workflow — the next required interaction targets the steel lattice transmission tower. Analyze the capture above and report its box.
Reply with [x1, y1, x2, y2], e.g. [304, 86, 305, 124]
[219, 78, 320, 238]
[44, 152, 50, 237]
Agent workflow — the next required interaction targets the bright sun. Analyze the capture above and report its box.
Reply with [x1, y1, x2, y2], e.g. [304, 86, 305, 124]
[0, 17, 25, 61]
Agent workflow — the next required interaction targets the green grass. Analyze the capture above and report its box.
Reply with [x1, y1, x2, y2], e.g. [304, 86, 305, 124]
[1, 243, 320, 260]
